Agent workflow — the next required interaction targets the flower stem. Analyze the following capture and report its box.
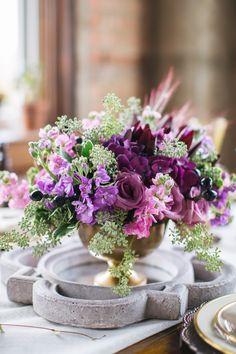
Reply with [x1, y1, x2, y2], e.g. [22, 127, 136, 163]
[0, 323, 105, 340]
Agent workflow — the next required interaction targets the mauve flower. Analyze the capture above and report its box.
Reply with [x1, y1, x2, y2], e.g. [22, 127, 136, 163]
[180, 199, 208, 226]
[55, 133, 76, 157]
[53, 175, 74, 197]
[161, 184, 184, 220]
[124, 214, 154, 239]
[93, 185, 118, 210]
[48, 154, 70, 176]
[8, 180, 30, 209]
[115, 172, 146, 211]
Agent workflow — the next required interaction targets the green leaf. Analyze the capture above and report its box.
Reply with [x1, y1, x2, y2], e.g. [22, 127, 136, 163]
[53, 224, 74, 238]
[59, 147, 72, 162]
[82, 140, 93, 157]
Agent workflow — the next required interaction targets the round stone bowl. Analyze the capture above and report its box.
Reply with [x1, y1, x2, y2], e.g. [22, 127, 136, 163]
[37, 242, 194, 300]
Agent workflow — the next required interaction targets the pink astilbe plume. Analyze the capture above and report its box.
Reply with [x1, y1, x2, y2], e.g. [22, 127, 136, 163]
[168, 102, 193, 129]
[145, 67, 180, 113]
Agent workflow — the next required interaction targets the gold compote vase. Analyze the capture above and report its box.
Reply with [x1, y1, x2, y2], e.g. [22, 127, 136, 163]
[79, 223, 165, 287]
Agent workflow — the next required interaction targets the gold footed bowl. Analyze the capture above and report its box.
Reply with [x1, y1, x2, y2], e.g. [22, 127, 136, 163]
[79, 223, 165, 287]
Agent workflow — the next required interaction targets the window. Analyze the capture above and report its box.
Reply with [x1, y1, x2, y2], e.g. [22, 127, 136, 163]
[0, 0, 39, 130]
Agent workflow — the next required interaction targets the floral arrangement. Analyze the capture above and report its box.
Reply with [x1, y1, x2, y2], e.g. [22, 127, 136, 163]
[1, 70, 236, 296]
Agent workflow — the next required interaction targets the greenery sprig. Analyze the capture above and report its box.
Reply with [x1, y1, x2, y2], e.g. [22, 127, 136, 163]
[160, 138, 188, 158]
[55, 115, 82, 134]
[89, 219, 135, 296]
[170, 222, 222, 272]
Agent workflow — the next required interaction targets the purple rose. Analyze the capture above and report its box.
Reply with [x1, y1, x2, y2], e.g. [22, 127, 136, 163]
[115, 172, 146, 211]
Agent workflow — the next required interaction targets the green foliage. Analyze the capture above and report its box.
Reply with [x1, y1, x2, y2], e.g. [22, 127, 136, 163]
[26, 167, 39, 188]
[110, 249, 136, 296]
[120, 96, 142, 127]
[195, 161, 223, 188]
[191, 149, 224, 188]
[159, 139, 188, 158]
[88, 220, 135, 296]
[0, 201, 77, 256]
[84, 94, 124, 143]
[170, 222, 222, 272]
[89, 145, 118, 177]
[55, 115, 82, 135]
[81, 140, 93, 157]
[71, 156, 89, 176]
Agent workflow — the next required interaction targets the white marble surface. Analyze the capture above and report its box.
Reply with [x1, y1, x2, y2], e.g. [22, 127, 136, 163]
[0, 206, 236, 354]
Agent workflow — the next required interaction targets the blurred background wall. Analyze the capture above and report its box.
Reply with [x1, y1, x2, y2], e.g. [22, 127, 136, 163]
[0, 0, 235, 173]
[75, 0, 236, 170]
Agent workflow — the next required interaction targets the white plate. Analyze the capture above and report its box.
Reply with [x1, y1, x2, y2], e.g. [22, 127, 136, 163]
[194, 294, 236, 354]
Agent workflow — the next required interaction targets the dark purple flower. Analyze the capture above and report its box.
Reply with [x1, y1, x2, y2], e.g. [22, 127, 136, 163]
[93, 185, 118, 210]
[131, 122, 156, 155]
[115, 172, 146, 211]
[150, 156, 199, 194]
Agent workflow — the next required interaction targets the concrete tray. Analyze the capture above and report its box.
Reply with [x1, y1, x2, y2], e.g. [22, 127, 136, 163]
[1, 242, 236, 328]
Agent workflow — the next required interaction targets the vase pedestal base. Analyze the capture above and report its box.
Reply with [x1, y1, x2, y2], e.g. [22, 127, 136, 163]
[94, 269, 147, 287]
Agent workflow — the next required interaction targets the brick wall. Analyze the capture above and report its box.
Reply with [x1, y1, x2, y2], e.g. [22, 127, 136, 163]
[75, 0, 153, 117]
[75, 0, 236, 170]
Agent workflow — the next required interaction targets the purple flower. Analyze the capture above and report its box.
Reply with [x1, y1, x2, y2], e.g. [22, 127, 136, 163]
[73, 198, 95, 224]
[95, 165, 110, 187]
[211, 208, 231, 226]
[53, 176, 74, 197]
[93, 186, 118, 211]
[160, 184, 184, 220]
[36, 174, 55, 194]
[115, 172, 146, 211]
[55, 133, 76, 157]
[78, 176, 92, 200]
[38, 139, 52, 150]
[48, 154, 70, 176]
[150, 156, 199, 194]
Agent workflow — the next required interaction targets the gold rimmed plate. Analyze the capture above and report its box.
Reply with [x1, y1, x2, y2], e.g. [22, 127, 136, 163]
[194, 294, 236, 354]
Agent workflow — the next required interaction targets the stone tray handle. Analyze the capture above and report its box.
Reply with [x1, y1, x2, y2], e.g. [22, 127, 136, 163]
[7, 267, 41, 304]
[33, 281, 188, 328]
